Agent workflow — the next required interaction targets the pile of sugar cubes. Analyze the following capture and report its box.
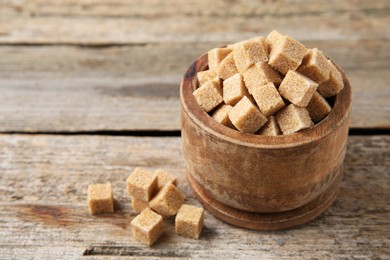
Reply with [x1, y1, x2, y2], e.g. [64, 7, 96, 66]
[193, 30, 344, 135]
[88, 168, 204, 246]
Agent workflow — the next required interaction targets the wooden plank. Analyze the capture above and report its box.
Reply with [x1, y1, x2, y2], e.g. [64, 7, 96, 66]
[0, 0, 389, 44]
[0, 135, 389, 258]
[1, 0, 387, 18]
[0, 39, 389, 131]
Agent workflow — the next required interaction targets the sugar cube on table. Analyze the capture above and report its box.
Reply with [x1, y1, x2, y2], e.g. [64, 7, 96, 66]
[208, 47, 232, 70]
[193, 80, 223, 113]
[212, 104, 234, 128]
[131, 208, 164, 246]
[228, 96, 268, 134]
[233, 36, 268, 73]
[155, 169, 177, 190]
[267, 31, 307, 74]
[242, 62, 282, 94]
[317, 60, 344, 97]
[275, 104, 314, 135]
[306, 91, 332, 123]
[131, 197, 149, 213]
[279, 70, 318, 107]
[297, 48, 330, 84]
[197, 69, 219, 86]
[150, 183, 185, 217]
[216, 52, 239, 80]
[175, 204, 204, 239]
[251, 82, 285, 117]
[256, 116, 282, 136]
[88, 182, 114, 215]
[126, 167, 158, 202]
[223, 73, 248, 106]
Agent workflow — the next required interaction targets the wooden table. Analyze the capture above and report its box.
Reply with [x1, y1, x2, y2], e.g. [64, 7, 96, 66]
[1, 1, 389, 258]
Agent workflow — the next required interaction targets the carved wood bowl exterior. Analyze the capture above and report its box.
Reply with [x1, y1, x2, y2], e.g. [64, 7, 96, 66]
[180, 53, 352, 230]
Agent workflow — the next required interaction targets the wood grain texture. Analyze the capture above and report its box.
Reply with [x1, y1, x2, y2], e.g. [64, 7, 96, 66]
[0, 135, 389, 258]
[0, 0, 389, 45]
[0, 39, 389, 131]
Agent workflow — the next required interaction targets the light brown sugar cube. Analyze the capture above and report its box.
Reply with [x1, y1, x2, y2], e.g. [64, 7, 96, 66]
[150, 183, 185, 217]
[131, 208, 164, 246]
[88, 182, 114, 215]
[306, 91, 332, 123]
[227, 38, 247, 49]
[216, 52, 239, 80]
[256, 116, 281, 136]
[155, 169, 177, 190]
[175, 204, 204, 239]
[197, 69, 219, 86]
[227, 43, 236, 49]
[126, 168, 158, 202]
[131, 197, 149, 213]
[233, 37, 268, 73]
[208, 47, 232, 70]
[279, 70, 318, 107]
[228, 96, 268, 134]
[268, 34, 307, 74]
[275, 104, 314, 135]
[297, 48, 330, 84]
[193, 80, 223, 113]
[212, 104, 234, 127]
[223, 73, 248, 105]
[251, 82, 285, 117]
[242, 62, 282, 94]
[317, 60, 344, 97]
[266, 30, 284, 55]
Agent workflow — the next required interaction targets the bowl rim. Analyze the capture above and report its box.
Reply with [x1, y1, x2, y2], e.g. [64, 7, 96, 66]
[180, 53, 352, 149]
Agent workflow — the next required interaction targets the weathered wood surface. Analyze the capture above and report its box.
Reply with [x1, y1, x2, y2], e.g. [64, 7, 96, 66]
[0, 135, 389, 258]
[0, 0, 389, 44]
[0, 0, 389, 132]
[0, 39, 389, 131]
[0, 1, 389, 258]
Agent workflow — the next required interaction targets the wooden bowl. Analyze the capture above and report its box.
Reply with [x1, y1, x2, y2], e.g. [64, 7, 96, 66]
[180, 53, 352, 230]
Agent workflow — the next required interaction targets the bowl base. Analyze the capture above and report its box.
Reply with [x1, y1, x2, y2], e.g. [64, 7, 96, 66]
[188, 172, 341, 230]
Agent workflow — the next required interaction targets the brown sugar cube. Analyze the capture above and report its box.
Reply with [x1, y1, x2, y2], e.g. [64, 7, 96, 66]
[131, 208, 164, 246]
[233, 37, 268, 73]
[175, 204, 204, 239]
[223, 73, 248, 105]
[306, 91, 332, 123]
[297, 48, 330, 84]
[131, 197, 149, 213]
[317, 60, 344, 97]
[155, 169, 177, 190]
[88, 182, 114, 215]
[216, 52, 239, 80]
[251, 82, 285, 117]
[268, 33, 307, 74]
[228, 96, 268, 134]
[197, 69, 219, 86]
[150, 183, 185, 217]
[227, 38, 248, 49]
[275, 104, 314, 135]
[242, 62, 282, 94]
[279, 70, 318, 107]
[212, 104, 234, 128]
[208, 47, 232, 70]
[193, 80, 223, 113]
[266, 30, 284, 55]
[256, 116, 281, 136]
[126, 167, 158, 202]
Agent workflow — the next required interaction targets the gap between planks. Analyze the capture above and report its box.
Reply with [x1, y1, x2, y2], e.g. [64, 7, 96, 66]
[0, 128, 389, 137]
